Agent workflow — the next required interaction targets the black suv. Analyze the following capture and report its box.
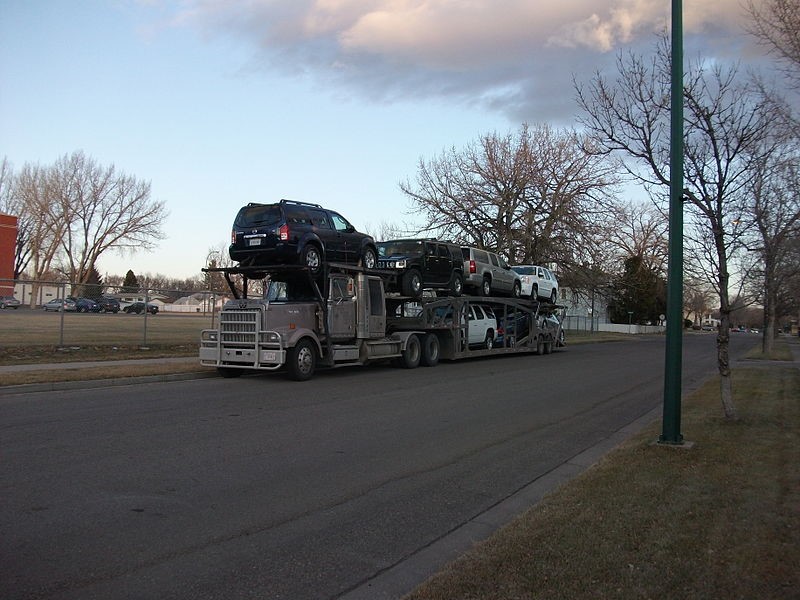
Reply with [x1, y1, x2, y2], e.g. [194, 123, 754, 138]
[229, 199, 378, 275]
[376, 239, 464, 298]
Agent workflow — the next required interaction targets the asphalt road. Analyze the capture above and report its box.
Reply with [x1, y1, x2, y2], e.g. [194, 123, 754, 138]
[0, 333, 757, 600]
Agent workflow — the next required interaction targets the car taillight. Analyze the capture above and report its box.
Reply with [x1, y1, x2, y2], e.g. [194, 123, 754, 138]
[279, 224, 289, 241]
[469, 259, 476, 274]
[231, 229, 236, 244]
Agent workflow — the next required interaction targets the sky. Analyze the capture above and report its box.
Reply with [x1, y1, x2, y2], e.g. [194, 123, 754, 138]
[0, 0, 777, 280]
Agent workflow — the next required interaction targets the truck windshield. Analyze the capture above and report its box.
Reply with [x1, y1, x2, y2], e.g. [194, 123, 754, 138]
[377, 240, 423, 257]
[266, 278, 318, 301]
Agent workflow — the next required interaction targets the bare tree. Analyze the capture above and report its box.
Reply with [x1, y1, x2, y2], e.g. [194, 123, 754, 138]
[747, 0, 800, 87]
[577, 33, 779, 419]
[50, 151, 168, 284]
[746, 139, 800, 352]
[399, 123, 618, 267]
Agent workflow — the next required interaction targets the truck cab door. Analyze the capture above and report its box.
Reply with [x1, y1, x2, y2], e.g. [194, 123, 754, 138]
[327, 276, 356, 339]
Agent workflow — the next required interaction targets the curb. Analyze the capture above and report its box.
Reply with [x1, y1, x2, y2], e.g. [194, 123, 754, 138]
[0, 370, 219, 396]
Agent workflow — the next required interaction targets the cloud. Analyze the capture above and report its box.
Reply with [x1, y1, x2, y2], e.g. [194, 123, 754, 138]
[165, 0, 766, 123]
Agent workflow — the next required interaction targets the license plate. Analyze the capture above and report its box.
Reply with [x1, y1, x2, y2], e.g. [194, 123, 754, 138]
[248, 238, 262, 247]
[263, 351, 277, 362]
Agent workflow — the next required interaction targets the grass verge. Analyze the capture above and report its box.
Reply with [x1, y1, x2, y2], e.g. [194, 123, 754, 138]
[745, 336, 793, 361]
[1, 361, 213, 387]
[405, 364, 800, 600]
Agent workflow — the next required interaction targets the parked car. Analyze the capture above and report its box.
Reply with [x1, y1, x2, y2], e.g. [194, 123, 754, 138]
[494, 309, 532, 346]
[377, 238, 464, 299]
[228, 199, 378, 275]
[97, 297, 120, 313]
[123, 302, 159, 315]
[461, 247, 521, 297]
[70, 297, 101, 313]
[511, 265, 559, 303]
[467, 304, 498, 349]
[430, 303, 496, 348]
[0, 295, 21, 309]
[43, 298, 77, 312]
[542, 313, 566, 346]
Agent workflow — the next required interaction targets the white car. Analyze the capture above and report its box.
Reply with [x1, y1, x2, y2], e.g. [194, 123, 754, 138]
[466, 304, 497, 349]
[511, 265, 559, 303]
[434, 303, 498, 349]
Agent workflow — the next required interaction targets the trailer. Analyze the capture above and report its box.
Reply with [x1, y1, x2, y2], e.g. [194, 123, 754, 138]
[199, 263, 561, 381]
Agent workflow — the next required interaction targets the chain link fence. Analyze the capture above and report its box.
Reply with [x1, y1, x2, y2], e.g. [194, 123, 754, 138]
[1, 278, 232, 348]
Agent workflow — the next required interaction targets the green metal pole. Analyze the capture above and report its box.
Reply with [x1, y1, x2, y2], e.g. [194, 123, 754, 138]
[660, 0, 684, 444]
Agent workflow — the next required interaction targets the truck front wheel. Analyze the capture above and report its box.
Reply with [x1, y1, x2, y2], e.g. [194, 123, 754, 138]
[286, 339, 317, 381]
[400, 334, 421, 368]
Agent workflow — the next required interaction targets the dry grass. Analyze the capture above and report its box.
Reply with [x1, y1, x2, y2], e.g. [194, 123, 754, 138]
[0, 310, 213, 349]
[1, 361, 212, 387]
[406, 363, 800, 599]
[745, 337, 793, 361]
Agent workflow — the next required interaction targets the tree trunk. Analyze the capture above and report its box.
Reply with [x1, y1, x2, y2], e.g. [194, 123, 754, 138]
[717, 311, 738, 420]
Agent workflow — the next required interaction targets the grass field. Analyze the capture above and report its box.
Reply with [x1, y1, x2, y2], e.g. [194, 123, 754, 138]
[0, 309, 212, 364]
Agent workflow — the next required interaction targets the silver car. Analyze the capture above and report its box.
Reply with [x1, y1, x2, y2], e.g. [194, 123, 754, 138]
[43, 298, 77, 312]
[461, 247, 521, 297]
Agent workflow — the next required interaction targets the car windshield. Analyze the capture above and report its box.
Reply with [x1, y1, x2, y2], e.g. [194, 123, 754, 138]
[235, 204, 281, 227]
[511, 266, 535, 275]
[377, 240, 424, 257]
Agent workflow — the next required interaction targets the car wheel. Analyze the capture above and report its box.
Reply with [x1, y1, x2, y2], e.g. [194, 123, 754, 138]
[286, 338, 317, 381]
[531, 284, 539, 300]
[420, 333, 440, 367]
[512, 281, 521, 298]
[484, 330, 494, 350]
[302, 244, 323, 275]
[480, 277, 491, 297]
[402, 269, 423, 298]
[0, 303, 5, 309]
[450, 272, 463, 297]
[362, 247, 377, 269]
[535, 335, 545, 355]
[400, 334, 421, 368]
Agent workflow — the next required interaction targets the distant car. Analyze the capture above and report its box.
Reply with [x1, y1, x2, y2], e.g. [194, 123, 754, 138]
[511, 265, 559, 303]
[229, 199, 378, 275]
[461, 247, 521, 297]
[43, 298, 77, 312]
[123, 302, 159, 315]
[71, 297, 101, 313]
[0, 295, 21, 309]
[97, 297, 120, 313]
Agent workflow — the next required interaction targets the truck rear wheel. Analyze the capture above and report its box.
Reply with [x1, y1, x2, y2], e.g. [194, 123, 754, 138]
[400, 334, 421, 368]
[535, 336, 545, 355]
[421, 333, 440, 367]
[286, 338, 317, 381]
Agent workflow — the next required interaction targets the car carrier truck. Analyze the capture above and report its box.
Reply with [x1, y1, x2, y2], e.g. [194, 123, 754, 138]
[199, 263, 562, 381]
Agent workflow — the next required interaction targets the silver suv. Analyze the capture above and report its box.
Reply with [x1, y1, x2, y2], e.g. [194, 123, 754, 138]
[461, 247, 521, 297]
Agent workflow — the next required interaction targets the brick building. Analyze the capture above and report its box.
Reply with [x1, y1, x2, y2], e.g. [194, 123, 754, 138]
[0, 213, 17, 296]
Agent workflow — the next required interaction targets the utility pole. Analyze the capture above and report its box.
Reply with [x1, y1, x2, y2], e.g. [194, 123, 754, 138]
[660, 0, 685, 445]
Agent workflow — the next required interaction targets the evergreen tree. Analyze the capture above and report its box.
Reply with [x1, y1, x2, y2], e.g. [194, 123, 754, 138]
[609, 255, 667, 325]
[121, 269, 139, 293]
